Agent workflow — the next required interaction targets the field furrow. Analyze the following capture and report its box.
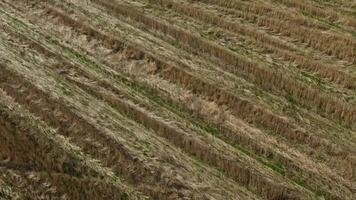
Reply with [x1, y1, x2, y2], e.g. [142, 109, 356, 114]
[87, 0, 356, 132]
[0, 8, 266, 199]
[185, 0, 356, 63]
[0, 18, 302, 200]
[0, 88, 145, 200]
[146, 0, 356, 90]
[54, 0, 356, 183]
[0, 0, 355, 199]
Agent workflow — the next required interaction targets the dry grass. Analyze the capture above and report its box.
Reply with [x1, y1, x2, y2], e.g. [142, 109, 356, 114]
[94, 0, 356, 129]
[150, 0, 356, 89]
[189, 0, 356, 63]
[0, 0, 355, 199]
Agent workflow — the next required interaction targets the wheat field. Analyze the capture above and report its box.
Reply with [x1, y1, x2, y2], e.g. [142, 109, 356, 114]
[0, 0, 355, 199]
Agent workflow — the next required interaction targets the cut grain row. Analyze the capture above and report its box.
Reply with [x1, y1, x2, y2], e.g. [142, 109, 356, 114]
[0, 63, 202, 200]
[29, 0, 354, 184]
[92, 0, 356, 130]
[0, 89, 143, 200]
[0, 20, 303, 200]
[13, 2, 354, 199]
[38, 0, 356, 184]
[37, 7, 355, 200]
[1, 0, 354, 199]
[187, 0, 356, 63]
[0, 167, 136, 200]
[270, 0, 356, 28]
[180, 0, 324, 29]
[0, 13, 261, 199]
[147, 0, 356, 90]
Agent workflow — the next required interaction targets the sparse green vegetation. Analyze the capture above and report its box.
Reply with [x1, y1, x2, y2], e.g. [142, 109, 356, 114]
[0, 0, 355, 199]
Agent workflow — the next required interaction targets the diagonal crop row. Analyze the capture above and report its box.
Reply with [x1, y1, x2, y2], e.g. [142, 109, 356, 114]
[0, 89, 144, 200]
[178, 0, 325, 29]
[22, 3, 356, 198]
[0, 13, 263, 198]
[0, 16, 309, 200]
[70, 0, 356, 182]
[270, 0, 356, 28]
[194, 0, 356, 31]
[0, 62, 196, 199]
[39, 4, 356, 198]
[186, 0, 356, 63]
[0, 22, 204, 196]
[147, 0, 356, 90]
[0, 167, 64, 199]
[24, 0, 356, 185]
[0, 1, 355, 199]
[3, 0, 356, 198]
[0, 167, 134, 200]
[47, 4, 356, 197]
[93, 0, 356, 130]
[38, 2, 356, 184]
[0, 91, 98, 179]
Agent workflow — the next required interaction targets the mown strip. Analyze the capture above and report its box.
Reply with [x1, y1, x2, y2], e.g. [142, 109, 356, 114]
[36, 2, 356, 188]
[148, 0, 356, 90]
[0, 88, 143, 200]
[189, 0, 356, 62]
[92, 0, 356, 131]
[24, 4, 356, 199]
[0, 21, 302, 200]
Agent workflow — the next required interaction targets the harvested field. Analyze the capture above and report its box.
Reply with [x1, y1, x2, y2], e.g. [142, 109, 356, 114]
[0, 0, 355, 199]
